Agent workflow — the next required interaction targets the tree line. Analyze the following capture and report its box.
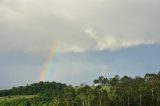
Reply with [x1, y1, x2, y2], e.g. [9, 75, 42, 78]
[0, 72, 160, 106]
[0, 81, 67, 97]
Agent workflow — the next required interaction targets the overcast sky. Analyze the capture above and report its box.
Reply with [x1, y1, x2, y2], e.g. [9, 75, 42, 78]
[0, 0, 160, 89]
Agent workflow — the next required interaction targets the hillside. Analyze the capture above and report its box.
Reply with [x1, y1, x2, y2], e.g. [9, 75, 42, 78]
[0, 81, 67, 97]
[0, 95, 36, 102]
[0, 72, 160, 106]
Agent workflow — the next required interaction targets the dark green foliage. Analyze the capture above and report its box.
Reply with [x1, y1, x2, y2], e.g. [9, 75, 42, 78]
[0, 72, 160, 106]
[0, 81, 67, 97]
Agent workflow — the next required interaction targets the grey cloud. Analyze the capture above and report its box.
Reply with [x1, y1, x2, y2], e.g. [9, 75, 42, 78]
[0, 0, 160, 55]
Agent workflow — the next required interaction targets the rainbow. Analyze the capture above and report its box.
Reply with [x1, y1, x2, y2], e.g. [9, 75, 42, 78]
[38, 46, 57, 81]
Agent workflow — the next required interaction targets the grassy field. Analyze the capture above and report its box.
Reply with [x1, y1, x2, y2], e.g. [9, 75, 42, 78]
[0, 95, 36, 102]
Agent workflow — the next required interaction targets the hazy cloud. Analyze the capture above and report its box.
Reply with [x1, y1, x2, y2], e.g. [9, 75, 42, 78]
[0, 0, 160, 55]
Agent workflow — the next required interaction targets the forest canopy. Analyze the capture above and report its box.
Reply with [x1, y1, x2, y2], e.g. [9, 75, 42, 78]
[0, 72, 160, 106]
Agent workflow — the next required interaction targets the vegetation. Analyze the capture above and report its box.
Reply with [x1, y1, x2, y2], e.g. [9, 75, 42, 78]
[0, 81, 67, 97]
[0, 72, 160, 106]
[0, 95, 36, 102]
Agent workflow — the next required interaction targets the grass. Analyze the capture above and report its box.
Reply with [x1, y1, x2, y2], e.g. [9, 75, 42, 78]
[0, 95, 36, 102]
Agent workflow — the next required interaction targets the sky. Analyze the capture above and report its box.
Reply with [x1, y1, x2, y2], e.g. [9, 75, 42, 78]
[0, 0, 160, 89]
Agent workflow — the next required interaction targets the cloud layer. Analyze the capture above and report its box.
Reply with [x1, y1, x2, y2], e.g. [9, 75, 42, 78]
[0, 0, 160, 55]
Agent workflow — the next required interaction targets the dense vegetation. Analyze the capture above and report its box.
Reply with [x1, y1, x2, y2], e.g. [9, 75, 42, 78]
[0, 81, 67, 97]
[0, 72, 160, 106]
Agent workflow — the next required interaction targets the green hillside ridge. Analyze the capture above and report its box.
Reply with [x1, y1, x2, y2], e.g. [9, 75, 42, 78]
[0, 72, 160, 106]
